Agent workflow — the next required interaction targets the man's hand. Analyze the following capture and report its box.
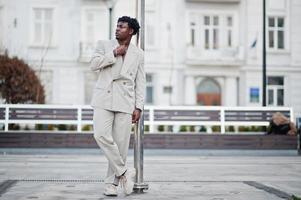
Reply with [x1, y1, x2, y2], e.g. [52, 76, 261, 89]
[114, 45, 127, 57]
[132, 109, 141, 123]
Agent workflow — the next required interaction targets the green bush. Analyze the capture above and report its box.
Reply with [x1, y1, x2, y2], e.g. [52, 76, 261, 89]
[158, 125, 164, 132]
[251, 126, 266, 132]
[212, 126, 221, 132]
[189, 126, 195, 132]
[238, 126, 245, 132]
[227, 126, 235, 132]
[199, 126, 207, 132]
[144, 125, 149, 132]
[82, 125, 92, 131]
[237, 126, 268, 132]
[35, 124, 44, 130]
[57, 124, 67, 131]
[9, 124, 20, 130]
[47, 124, 55, 131]
[179, 125, 187, 132]
[68, 125, 77, 131]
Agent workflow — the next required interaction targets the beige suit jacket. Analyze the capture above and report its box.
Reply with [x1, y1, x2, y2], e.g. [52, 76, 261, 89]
[90, 39, 145, 114]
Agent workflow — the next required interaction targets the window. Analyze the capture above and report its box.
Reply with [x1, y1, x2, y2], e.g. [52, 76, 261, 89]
[86, 12, 95, 44]
[163, 86, 172, 94]
[190, 22, 196, 46]
[145, 74, 154, 104]
[188, 13, 236, 51]
[268, 16, 285, 50]
[249, 87, 260, 103]
[146, 23, 155, 46]
[80, 8, 108, 57]
[226, 16, 233, 47]
[188, 13, 198, 47]
[145, 0, 157, 49]
[145, 11, 156, 48]
[267, 76, 284, 106]
[203, 15, 219, 50]
[32, 8, 54, 46]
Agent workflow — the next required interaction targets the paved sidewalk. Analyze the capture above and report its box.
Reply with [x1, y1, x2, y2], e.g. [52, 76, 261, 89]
[0, 149, 300, 200]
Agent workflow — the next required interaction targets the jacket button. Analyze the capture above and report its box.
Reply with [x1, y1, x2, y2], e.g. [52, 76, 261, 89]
[123, 82, 126, 85]
[107, 90, 110, 93]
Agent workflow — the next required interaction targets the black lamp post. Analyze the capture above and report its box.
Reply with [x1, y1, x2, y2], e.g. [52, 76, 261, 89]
[262, 0, 267, 106]
[105, 0, 117, 40]
[109, 7, 113, 39]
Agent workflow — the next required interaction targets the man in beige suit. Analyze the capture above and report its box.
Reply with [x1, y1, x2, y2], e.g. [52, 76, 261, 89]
[90, 16, 145, 196]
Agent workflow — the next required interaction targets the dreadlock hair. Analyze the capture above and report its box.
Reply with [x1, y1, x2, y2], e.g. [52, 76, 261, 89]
[117, 16, 140, 35]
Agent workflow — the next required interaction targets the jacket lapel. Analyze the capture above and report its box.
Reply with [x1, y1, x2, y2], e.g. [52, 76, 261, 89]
[120, 44, 136, 76]
[110, 40, 122, 78]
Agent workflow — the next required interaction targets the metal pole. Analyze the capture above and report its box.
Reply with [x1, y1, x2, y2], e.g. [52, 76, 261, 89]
[109, 7, 112, 40]
[135, 0, 139, 46]
[262, 0, 267, 106]
[133, 0, 148, 193]
[133, 111, 149, 193]
[140, 0, 145, 51]
[297, 127, 301, 156]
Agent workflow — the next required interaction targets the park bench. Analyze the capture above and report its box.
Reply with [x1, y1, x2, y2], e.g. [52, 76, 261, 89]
[144, 106, 294, 133]
[0, 104, 298, 150]
[0, 104, 294, 133]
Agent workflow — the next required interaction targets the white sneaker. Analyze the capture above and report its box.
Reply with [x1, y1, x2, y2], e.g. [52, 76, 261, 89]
[120, 169, 136, 195]
[103, 184, 118, 196]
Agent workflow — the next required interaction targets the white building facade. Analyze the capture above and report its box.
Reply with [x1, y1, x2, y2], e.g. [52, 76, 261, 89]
[0, 0, 301, 118]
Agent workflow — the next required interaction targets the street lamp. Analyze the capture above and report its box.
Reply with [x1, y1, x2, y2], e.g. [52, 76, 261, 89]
[262, 0, 267, 106]
[104, 0, 118, 39]
[133, 0, 148, 194]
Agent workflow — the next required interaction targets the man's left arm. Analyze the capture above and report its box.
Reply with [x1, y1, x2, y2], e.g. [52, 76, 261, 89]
[132, 53, 145, 123]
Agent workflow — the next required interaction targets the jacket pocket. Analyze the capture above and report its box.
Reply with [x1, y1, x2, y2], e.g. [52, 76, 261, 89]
[122, 81, 134, 97]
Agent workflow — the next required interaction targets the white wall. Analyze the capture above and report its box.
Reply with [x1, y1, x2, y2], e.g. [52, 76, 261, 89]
[1, 0, 301, 118]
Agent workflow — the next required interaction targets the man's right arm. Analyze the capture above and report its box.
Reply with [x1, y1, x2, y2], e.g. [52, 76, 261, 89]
[90, 41, 116, 72]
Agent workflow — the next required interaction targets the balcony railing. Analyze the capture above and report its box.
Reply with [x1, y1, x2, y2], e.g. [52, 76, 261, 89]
[186, 45, 244, 65]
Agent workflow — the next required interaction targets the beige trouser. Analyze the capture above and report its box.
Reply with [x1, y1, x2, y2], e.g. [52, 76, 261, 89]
[93, 108, 132, 185]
